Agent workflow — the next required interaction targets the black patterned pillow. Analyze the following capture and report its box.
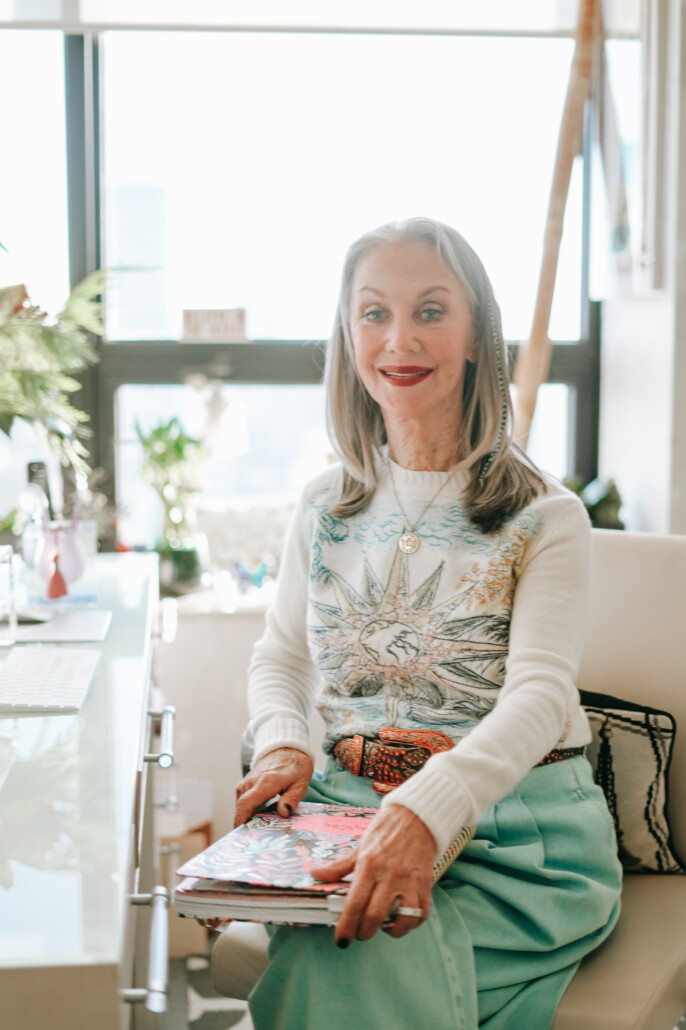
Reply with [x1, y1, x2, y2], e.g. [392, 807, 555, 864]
[580, 690, 685, 874]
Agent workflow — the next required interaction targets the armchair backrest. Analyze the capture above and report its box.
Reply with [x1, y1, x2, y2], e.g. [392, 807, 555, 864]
[579, 529, 686, 860]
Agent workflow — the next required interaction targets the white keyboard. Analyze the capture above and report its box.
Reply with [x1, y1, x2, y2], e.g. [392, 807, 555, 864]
[0, 646, 101, 712]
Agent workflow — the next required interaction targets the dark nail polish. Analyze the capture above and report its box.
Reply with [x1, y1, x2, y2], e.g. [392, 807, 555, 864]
[284, 803, 293, 815]
[337, 938, 350, 949]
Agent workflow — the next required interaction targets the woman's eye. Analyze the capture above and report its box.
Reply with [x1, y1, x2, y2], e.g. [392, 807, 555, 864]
[362, 307, 385, 322]
[419, 306, 443, 322]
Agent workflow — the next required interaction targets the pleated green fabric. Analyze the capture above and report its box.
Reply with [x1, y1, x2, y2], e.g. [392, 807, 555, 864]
[249, 756, 622, 1030]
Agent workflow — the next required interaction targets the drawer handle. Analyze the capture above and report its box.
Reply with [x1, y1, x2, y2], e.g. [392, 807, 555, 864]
[159, 842, 181, 857]
[122, 885, 170, 1012]
[154, 793, 179, 811]
[145, 705, 176, 768]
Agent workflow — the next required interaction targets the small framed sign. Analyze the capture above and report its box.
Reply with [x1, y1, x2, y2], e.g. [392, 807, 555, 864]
[182, 308, 248, 343]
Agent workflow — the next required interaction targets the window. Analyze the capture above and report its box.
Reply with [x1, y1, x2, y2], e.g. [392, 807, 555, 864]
[0, 32, 69, 313]
[94, 28, 597, 551]
[1, 16, 633, 560]
[0, 30, 69, 518]
[589, 38, 643, 298]
[115, 382, 329, 554]
[101, 31, 581, 343]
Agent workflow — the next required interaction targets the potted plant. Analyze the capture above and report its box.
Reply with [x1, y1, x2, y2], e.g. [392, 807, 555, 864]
[0, 270, 107, 554]
[563, 477, 625, 529]
[136, 416, 207, 592]
[0, 271, 105, 474]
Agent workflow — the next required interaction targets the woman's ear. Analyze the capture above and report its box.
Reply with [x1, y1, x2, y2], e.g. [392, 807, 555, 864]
[466, 332, 479, 364]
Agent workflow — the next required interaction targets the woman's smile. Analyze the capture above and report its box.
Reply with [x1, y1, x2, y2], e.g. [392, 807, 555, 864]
[378, 365, 434, 386]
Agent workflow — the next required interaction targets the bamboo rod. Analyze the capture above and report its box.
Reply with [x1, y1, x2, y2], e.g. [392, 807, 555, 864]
[513, 0, 601, 450]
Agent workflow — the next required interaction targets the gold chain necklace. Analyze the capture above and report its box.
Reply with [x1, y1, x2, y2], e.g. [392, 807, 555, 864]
[388, 464, 457, 554]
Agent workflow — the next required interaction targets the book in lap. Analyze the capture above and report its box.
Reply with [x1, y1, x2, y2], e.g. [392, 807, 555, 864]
[173, 801, 475, 926]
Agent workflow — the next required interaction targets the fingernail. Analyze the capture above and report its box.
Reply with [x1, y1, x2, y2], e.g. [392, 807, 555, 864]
[337, 938, 350, 949]
[284, 803, 293, 815]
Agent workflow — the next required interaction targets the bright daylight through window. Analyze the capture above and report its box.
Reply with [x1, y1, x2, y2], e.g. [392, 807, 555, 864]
[102, 32, 581, 343]
[0, 15, 642, 583]
[0, 31, 70, 516]
[101, 30, 586, 556]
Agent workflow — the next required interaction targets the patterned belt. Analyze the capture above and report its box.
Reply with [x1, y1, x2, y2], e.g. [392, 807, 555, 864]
[333, 727, 584, 795]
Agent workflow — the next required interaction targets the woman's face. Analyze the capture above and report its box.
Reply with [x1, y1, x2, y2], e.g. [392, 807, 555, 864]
[349, 239, 477, 430]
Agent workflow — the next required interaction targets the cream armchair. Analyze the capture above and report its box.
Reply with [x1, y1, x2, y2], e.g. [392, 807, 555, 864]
[211, 529, 686, 1030]
[553, 529, 686, 1029]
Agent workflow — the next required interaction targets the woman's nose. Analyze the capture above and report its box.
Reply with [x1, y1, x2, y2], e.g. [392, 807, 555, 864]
[386, 317, 419, 353]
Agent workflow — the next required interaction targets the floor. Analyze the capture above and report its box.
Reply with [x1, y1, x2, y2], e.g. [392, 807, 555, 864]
[163, 952, 254, 1030]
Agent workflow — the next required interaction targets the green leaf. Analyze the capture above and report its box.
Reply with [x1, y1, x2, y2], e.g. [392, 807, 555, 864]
[0, 269, 108, 472]
[0, 507, 16, 531]
[59, 269, 107, 336]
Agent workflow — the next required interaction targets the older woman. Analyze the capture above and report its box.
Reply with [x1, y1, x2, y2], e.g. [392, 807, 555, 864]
[234, 218, 622, 1029]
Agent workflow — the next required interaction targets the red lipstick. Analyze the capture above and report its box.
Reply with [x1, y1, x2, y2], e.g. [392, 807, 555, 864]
[379, 366, 433, 387]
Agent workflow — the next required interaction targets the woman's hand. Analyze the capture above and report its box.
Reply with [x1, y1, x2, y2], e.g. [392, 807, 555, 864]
[311, 803, 436, 946]
[234, 747, 314, 827]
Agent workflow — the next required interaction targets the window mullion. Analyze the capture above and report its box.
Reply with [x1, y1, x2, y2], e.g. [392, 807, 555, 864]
[64, 31, 102, 469]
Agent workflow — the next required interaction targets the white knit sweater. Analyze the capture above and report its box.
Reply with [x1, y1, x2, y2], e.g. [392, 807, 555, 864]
[246, 459, 593, 857]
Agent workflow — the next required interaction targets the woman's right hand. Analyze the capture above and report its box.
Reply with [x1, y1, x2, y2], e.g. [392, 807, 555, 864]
[234, 747, 314, 827]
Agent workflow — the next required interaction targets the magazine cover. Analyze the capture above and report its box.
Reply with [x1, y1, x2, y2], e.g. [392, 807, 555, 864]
[176, 801, 378, 891]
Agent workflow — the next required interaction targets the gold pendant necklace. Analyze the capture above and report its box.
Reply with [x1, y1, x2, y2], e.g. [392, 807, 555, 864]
[388, 464, 457, 554]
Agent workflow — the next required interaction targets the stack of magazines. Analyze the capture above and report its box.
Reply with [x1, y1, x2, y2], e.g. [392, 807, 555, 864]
[173, 801, 475, 926]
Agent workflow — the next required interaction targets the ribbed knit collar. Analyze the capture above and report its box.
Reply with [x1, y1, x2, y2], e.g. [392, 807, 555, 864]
[383, 450, 471, 498]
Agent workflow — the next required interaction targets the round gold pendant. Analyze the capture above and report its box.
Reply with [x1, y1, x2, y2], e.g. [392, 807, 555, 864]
[398, 531, 420, 554]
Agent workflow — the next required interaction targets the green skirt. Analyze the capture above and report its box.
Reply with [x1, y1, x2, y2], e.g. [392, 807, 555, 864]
[248, 755, 622, 1030]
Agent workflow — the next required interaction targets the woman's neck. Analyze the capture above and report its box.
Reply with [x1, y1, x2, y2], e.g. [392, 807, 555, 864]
[385, 418, 461, 472]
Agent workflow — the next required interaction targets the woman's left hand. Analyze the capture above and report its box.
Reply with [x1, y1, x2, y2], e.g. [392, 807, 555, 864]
[310, 803, 436, 946]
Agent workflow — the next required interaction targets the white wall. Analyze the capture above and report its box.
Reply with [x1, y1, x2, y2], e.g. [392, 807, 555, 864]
[599, 294, 674, 532]
[599, 0, 686, 534]
[672, 292, 686, 533]
[669, 0, 686, 532]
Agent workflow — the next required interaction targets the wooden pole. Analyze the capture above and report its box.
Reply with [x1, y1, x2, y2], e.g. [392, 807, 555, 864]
[513, 0, 601, 450]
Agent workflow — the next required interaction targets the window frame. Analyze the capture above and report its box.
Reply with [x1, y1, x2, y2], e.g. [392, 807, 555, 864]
[64, 28, 601, 516]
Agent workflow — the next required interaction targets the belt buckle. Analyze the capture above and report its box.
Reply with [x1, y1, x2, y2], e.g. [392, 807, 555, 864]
[370, 727, 454, 795]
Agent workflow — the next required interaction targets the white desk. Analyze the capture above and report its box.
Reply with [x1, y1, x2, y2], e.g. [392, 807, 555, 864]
[0, 554, 166, 1030]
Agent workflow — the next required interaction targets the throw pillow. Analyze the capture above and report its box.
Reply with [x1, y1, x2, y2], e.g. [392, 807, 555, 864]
[580, 690, 685, 874]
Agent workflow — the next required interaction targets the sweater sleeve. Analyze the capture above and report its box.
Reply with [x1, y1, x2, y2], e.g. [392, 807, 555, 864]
[245, 494, 319, 767]
[381, 490, 592, 856]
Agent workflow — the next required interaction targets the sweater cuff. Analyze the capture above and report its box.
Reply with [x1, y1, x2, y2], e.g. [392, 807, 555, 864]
[251, 716, 314, 768]
[380, 765, 473, 858]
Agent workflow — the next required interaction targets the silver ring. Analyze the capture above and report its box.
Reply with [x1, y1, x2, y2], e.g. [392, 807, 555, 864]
[395, 905, 423, 919]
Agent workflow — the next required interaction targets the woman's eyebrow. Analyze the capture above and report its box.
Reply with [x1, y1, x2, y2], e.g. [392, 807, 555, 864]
[357, 285, 451, 297]
[418, 286, 450, 298]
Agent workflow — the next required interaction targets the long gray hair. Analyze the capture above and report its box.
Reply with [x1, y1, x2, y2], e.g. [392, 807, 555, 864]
[324, 217, 544, 533]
